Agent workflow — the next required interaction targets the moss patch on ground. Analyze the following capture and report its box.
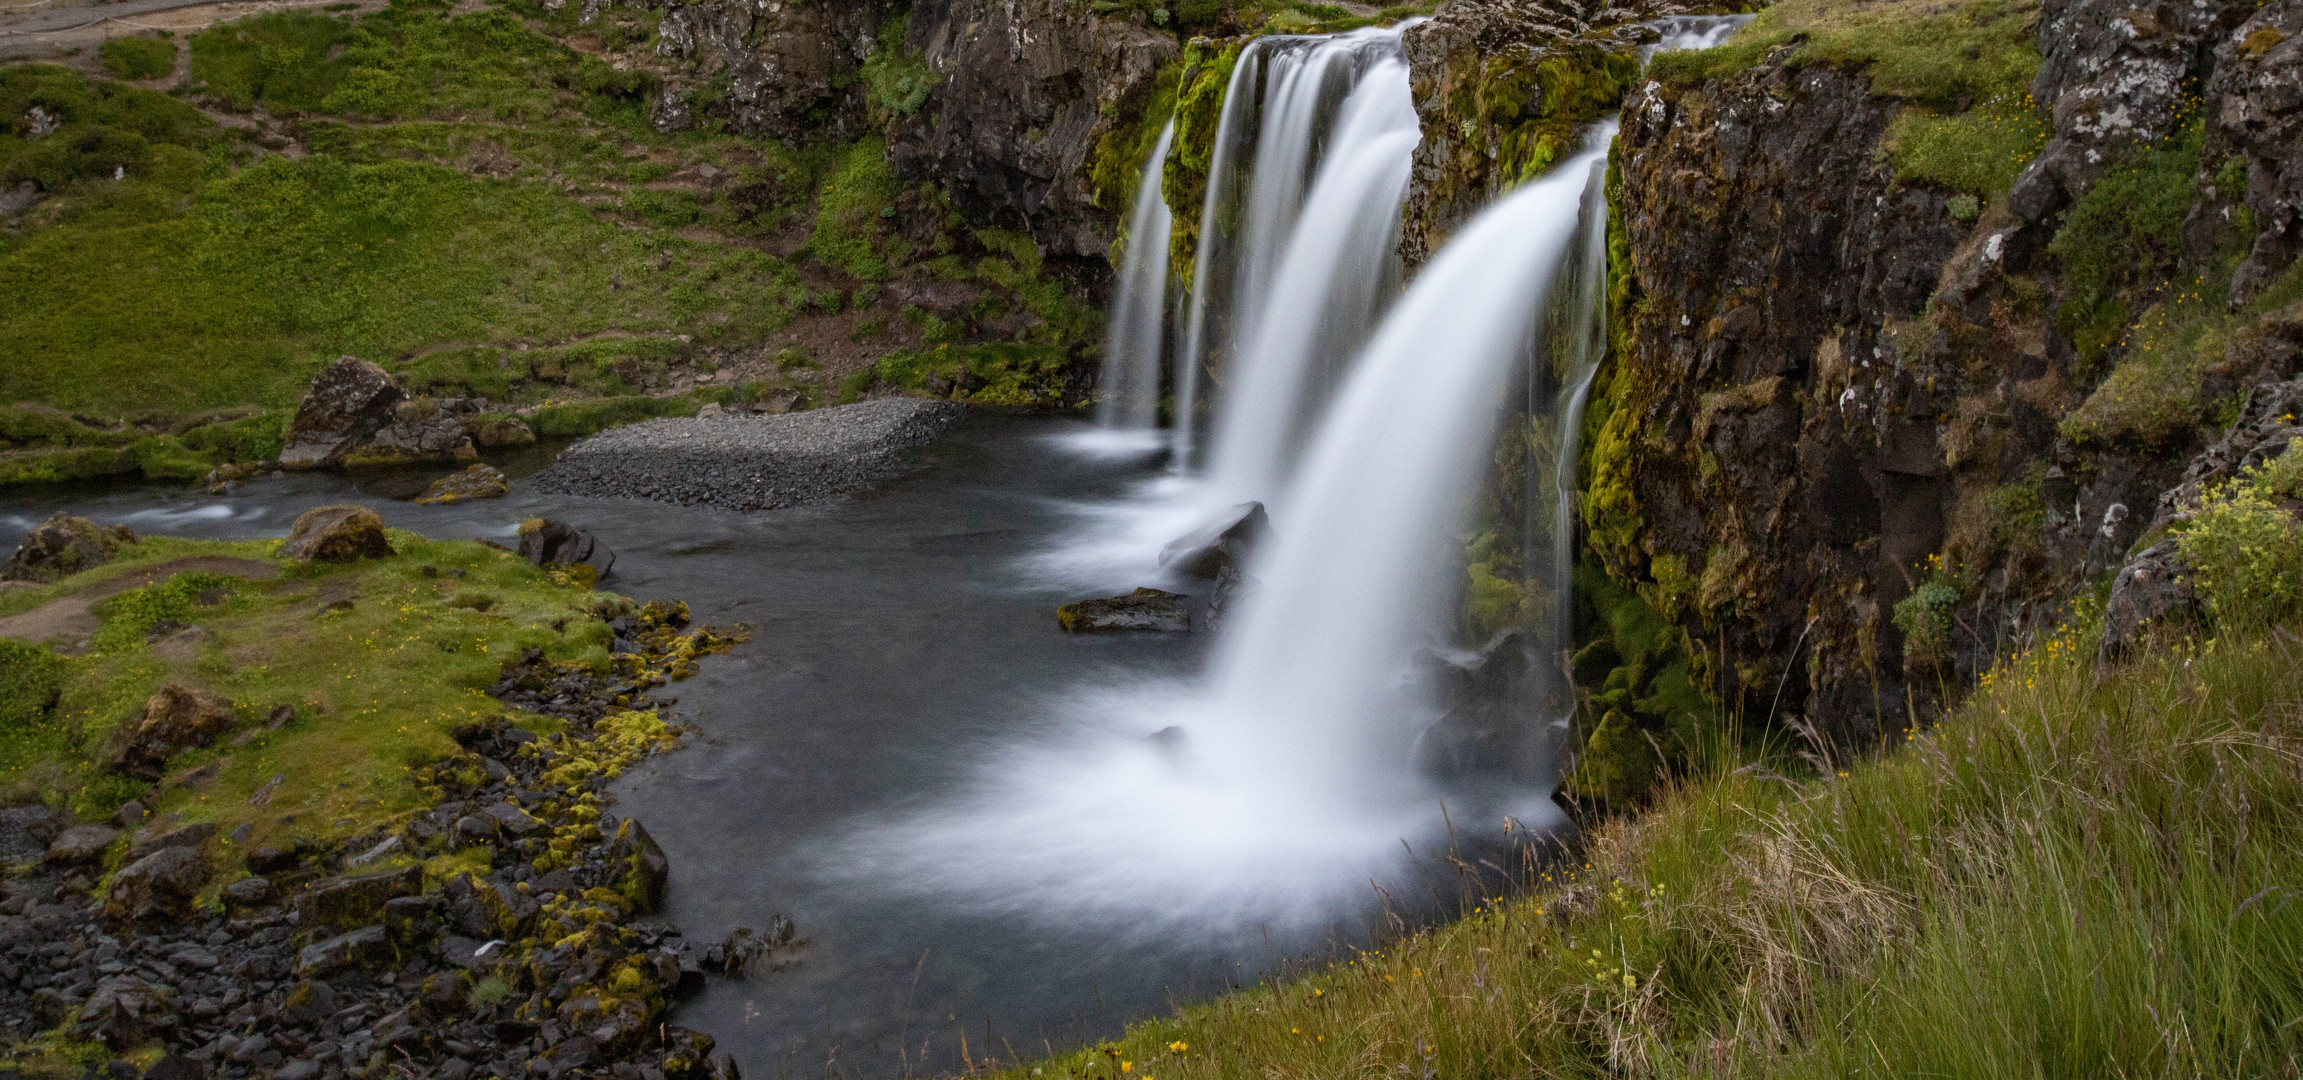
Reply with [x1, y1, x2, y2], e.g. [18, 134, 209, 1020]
[1649, 0, 2041, 110]
[0, 530, 717, 885]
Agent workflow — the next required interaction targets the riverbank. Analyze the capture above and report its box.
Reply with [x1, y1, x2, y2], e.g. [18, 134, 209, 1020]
[0, 512, 750, 1078]
[995, 613, 2303, 1078]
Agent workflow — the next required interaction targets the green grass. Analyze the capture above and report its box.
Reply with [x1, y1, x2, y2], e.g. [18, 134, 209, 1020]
[999, 610, 2303, 1078]
[2050, 117, 2205, 373]
[1650, 0, 2041, 110]
[804, 136, 903, 283]
[1887, 91, 2054, 203]
[97, 36, 178, 81]
[0, 533, 609, 838]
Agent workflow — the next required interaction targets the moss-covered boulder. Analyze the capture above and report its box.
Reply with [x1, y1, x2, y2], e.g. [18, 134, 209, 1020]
[280, 504, 396, 563]
[2, 513, 137, 583]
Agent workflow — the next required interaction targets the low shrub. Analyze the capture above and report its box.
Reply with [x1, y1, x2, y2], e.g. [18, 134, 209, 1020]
[99, 36, 179, 81]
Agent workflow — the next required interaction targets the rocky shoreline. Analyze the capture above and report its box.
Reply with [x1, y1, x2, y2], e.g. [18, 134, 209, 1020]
[530, 399, 968, 512]
[0, 592, 761, 1080]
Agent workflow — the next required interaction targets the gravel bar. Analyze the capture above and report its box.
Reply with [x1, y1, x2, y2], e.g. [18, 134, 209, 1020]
[531, 398, 969, 511]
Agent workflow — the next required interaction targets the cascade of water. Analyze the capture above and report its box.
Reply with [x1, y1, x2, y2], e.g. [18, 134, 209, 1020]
[1202, 55, 1418, 505]
[1093, 119, 1177, 439]
[1171, 26, 1412, 473]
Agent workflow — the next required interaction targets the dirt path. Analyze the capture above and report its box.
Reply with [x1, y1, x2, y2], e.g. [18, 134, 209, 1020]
[0, 556, 275, 647]
[0, 0, 376, 62]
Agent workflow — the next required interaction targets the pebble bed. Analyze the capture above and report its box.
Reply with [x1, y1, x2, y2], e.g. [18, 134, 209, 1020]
[530, 399, 969, 512]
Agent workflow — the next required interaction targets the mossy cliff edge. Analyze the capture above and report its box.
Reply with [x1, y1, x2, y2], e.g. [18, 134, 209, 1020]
[1573, 0, 2303, 802]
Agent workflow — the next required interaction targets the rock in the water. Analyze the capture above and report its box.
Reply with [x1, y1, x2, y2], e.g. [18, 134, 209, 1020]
[279, 505, 395, 563]
[115, 684, 235, 779]
[296, 925, 392, 977]
[415, 464, 511, 506]
[607, 818, 669, 915]
[46, 822, 119, 864]
[1158, 502, 1270, 578]
[2, 513, 137, 583]
[104, 845, 207, 926]
[2099, 542, 2204, 664]
[279, 357, 406, 470]
[1057, 587, 1190, 632]
[517, 518, 614, 578]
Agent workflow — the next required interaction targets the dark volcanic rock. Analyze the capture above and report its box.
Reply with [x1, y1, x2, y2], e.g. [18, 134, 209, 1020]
[647, 0, 901, 142]
[1159, 501, 1270, 578]
[607, 818, 670, 916]
[2098, 539, 2202, 664]
[279, 505, 396, 563]
[517, 518, 615, 578]
[297, 866, 423, 933]
[2196, 0, 2303, 306]
[1057, 587, 1190, 632]
[890, 0, 1177, 261]
[415, 463, 511, 506]
[115, 685, 236, 780]
[278, 357, 406, 470]
[104, 846, 207, 927]
[531, 397, 969, 511]
[2, 513, 137, 583]
[46, 822, 119, 864]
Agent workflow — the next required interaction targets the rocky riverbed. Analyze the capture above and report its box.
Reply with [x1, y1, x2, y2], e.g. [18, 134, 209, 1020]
[531, 400, 969, 512]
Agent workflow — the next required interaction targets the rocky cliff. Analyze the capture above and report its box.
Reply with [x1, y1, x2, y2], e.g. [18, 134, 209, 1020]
[1579, 0, 2303, 787]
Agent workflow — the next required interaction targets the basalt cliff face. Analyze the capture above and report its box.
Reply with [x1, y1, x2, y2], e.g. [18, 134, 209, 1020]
[1586, 0, 2303, 773]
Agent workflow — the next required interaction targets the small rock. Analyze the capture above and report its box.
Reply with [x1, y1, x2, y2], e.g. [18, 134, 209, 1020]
[1157, 502, 1270, 578]
[345, 834, 405, 867]
[297, 865, 422, 932]
[142, 1055, 202, 1080]
[453, 814, 501, 846]
[104, 846, 207, 927]
[606, 818, 669, 915]
[279, 505, 395, 563]
[295, 926, 391, 978]
[126, 821, 217, 862]
[246, 839, 305, 873]
[463, 415, 537, 449]
[272, 1059, 320, 1080]
[516, 518, 615, 579]
[115, 684, 236, 780]
[1056, 588, 1190, 633]
[2099, 538, 2202, 665]
[73, 975, 176, 1049]
[111, 800, 148, 828]
[47, 823, 120, 864]
[414, 464, 511, 506]
[483, 801, 542, 836]
[221, 876, 273, 909]
[2, 513, 137, 583]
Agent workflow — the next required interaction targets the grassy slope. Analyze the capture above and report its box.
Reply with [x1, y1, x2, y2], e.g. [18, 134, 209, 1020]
[1003, 617, 2303, 1079]
[0, 533, 642, 878]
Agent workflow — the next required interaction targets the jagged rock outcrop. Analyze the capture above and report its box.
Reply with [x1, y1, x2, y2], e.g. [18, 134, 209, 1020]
[2194, 0, 2303, 306]
[643, 0, 901, 140]
[1594, 0, 2294, 748]
[893, 0, 1178, 262]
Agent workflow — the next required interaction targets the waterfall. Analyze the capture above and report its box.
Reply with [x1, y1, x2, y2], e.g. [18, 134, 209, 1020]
[1093, 120, 1177, 441]
[864, 16, 1750, 936]
[1172, 26, 1414, 474]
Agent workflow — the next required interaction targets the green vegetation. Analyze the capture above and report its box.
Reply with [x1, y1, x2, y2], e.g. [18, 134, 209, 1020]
[1887, 92, 2053, 203]
[1650, 0, 2041, 110]
[804, 137, 904, 282]
[1164, 39, 1244, 285]
[2048, 118, 2205, 373]
[0, 530, 726, 863]
[97, 36, 177, 82]
[2060, 260, 2303, 451]
[1003, 603, 2303, 1078]
[2176, 439, 2303, 629]
[859, 16, 933, 122]
[1563, 568, 1716, 806]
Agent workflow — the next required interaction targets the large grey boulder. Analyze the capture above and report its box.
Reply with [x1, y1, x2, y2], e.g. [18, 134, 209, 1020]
[279, 357, 405, 470]
[46, 822, 118, 864]
[104, 845, 207, 927]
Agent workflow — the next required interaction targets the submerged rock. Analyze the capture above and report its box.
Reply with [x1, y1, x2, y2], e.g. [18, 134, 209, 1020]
[279, 505, 396, 563]
[1057, 587, 1190, 632]
[115, 684, 235, 780]
[279, 357, 406, 470]
[518, 518, 615, 579]
[2, 513, 137, 583]
[416, 463, 511, 506]
[1159, 502, 1270, 579]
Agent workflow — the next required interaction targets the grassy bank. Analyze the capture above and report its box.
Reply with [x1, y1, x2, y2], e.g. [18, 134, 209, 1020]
[1004, 609, 2303, 1076]
[0, 528, 721, 898]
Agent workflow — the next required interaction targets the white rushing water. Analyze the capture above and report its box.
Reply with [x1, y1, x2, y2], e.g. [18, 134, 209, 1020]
[1172, 25, 1414, 473]
[1091, 119, 1177, 446]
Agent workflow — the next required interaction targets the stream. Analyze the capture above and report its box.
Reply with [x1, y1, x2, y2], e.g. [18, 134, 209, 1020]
[0, 415, 1492, 1077]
